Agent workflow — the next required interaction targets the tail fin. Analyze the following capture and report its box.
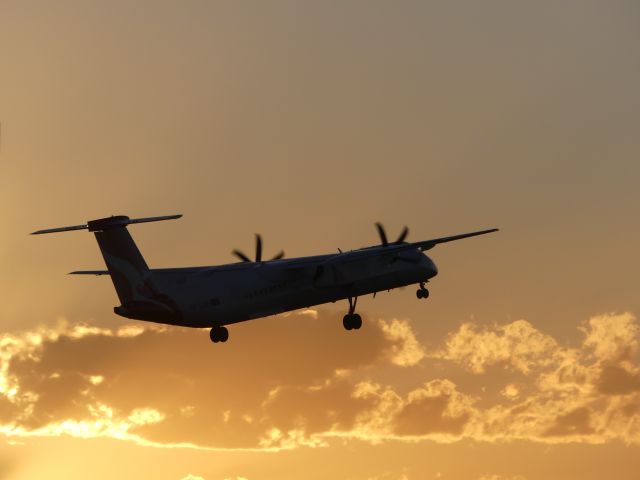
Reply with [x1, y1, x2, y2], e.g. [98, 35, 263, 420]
[93, 224, 151, 304]
[32, 214, 182, 321]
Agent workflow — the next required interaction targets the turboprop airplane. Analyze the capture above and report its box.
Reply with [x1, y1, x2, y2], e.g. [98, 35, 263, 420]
[32, 214, 498, 344]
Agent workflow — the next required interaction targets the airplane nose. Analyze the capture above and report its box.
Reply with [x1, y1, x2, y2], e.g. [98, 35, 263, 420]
[427, 256, 438, 277]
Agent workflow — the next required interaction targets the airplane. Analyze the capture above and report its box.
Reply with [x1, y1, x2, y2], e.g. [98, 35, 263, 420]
[32, 214, 498, 344]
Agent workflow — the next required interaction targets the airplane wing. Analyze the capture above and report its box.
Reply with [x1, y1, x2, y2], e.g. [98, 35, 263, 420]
[410, 228, 499, 251]
[324, 228, 499, 264]
[315, 227, 498, 286]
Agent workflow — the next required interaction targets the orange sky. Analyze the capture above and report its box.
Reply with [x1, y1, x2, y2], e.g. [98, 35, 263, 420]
[0, 1, 639, 479]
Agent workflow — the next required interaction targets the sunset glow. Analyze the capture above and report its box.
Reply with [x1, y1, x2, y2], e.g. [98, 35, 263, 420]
[1, 1, 639, 479]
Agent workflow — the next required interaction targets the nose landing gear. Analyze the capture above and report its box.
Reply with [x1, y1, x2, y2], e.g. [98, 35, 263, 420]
[210, 326, 229, 343]
[343, 296, 362, 330]
[416, 282, 429, 299]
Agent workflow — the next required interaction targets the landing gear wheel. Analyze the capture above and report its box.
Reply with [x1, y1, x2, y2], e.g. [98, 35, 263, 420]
[352, 313, 362, 330]
[416, 288, 429, 299]
[219, 326, 229, 342]
[343, 313, 362, 330]
[209, 326, 229, 343]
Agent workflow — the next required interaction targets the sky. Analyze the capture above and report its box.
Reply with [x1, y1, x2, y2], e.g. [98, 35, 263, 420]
[0, 1, 639, 479]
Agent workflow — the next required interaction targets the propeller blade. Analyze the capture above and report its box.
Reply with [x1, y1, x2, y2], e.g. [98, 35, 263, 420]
[255, 234, 263, 262]
[232, 250, 252, 262]
[270, 250, 285, 261]
[375, 222, 388, 246]
[234, 233, 284, 263]
[395, 226, 409, 243]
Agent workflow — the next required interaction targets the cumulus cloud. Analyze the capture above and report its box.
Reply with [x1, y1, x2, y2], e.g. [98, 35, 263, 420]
[1, 311, 639, 449]
[378, 319, 425, 367]
[393, 379, 474, 438]
[464, 313, 640, 445]
[0, 311, 422, 450]
[582, 312, 639, 362]
[431, 319, 559, 374]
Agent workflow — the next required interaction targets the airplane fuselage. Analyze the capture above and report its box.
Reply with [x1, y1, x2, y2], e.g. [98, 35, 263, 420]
[114, 246, 438, 328]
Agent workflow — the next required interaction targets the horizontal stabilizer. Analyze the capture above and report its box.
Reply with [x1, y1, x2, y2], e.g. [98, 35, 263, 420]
[125, 215, 183, 226]
[31, 214, 182, 235]
[69, 270, 110, 276]
[31, 224, 88, 235]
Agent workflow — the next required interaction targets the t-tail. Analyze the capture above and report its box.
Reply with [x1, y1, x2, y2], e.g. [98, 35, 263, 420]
[32, 214, 183, 324]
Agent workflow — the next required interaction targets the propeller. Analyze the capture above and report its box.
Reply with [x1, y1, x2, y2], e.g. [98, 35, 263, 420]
[232, 234, 285, 263]
[375, 222, 409, 246]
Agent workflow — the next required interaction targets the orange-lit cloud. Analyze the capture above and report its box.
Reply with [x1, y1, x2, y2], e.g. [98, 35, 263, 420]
[431, 319, 559, 374]
[1, 311, 639, 450]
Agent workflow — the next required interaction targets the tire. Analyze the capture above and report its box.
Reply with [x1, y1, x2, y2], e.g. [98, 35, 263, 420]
[220, 327, 229, 342]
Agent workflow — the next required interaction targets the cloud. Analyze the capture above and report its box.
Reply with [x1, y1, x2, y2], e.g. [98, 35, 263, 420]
[596, 364, 640, 395]
[0, 311, 421, 450]
[464, 313, 640, 445]
[500, 384, 520, 400]
[393, 379, 473, 437]
[431, 319, 559, 374]
[582, 312, 639, 362]
[378, 319, 425, 367]
[1, 311, 639, 449]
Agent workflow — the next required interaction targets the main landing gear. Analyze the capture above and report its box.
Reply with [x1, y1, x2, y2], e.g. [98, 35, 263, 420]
[416, 282, 429, 299]
[343, 296, 362, 330]
[210, 326, 229, 343]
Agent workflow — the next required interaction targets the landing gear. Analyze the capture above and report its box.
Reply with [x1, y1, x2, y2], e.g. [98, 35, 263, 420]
[343, 313, 362, 330]
[209, 326, 229, 343]
[343, 296, 362, 330]
[416, 282, 429, 299]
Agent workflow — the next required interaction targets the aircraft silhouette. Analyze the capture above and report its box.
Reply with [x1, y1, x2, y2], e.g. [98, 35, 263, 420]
[32, 215, 498, 343]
